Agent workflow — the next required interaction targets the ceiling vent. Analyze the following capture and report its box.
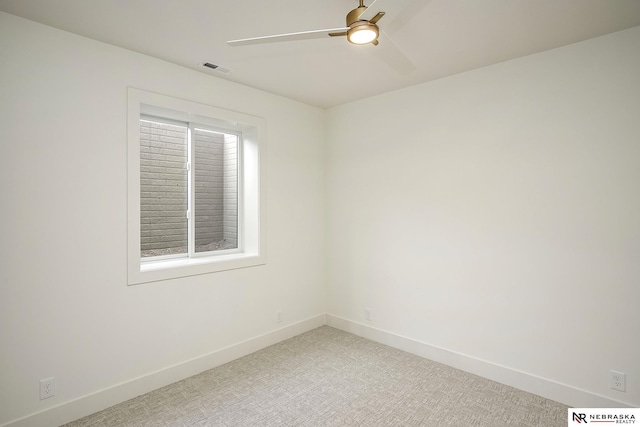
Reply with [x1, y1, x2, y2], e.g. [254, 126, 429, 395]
[201, 62, 232, 74]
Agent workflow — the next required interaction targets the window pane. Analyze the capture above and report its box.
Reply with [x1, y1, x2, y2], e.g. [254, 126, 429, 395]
[194, 128, 238, 253]
[140, 119, 188, 257]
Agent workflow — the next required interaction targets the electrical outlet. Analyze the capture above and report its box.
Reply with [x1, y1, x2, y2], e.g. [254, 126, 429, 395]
[276, 310, 283, 323]
[610, 370, 626, 392]
[40, 377, 55, 400]
[365, 307, 371, 321]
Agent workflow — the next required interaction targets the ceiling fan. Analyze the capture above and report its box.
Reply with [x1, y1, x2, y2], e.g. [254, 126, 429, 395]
[226, 0, 422, 74]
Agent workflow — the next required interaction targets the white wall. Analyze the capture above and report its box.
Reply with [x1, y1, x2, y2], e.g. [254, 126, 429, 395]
[0, 12, 326, 425]
[326, 26, 640, 407]
[1, 8, 639, 425]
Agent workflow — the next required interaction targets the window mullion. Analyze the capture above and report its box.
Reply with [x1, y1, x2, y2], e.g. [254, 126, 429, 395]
[236, 134, 244, 252]
[187, 124, 195, 258]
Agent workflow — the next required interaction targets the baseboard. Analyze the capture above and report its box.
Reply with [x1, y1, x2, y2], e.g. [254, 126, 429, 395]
[326, 314, 635, 409]
[2, 314, 326, 427]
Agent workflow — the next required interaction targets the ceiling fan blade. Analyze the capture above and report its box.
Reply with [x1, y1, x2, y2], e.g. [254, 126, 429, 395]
[357, 0, 382, 22]
[359, 0, 427, 29]
[228, 27, 349, 47]
[385, 0, 433, 34]
[371, 29, 415, 74]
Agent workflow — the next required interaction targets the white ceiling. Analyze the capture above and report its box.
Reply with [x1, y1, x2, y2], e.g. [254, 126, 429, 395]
[1, 0, 639, 108]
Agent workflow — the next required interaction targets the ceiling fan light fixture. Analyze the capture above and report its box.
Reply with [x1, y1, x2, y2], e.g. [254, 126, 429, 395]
[347, 22, 379, 45]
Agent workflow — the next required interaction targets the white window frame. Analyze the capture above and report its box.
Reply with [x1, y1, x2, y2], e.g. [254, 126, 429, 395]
[140, 116, 243, 261]
[127, 88, 266, 285]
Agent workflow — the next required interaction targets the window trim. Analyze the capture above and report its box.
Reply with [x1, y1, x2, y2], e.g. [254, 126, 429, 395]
[127, 88, 266, 285]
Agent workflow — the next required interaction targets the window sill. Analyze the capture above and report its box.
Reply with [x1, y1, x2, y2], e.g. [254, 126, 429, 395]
[128, 252, 265, 285]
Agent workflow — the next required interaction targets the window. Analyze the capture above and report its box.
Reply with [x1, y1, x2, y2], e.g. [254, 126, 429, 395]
[128, 88, 266, 285]
[139, 117, 239, 258]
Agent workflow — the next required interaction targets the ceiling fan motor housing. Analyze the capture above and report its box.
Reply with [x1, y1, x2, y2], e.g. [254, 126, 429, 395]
[345, 3, 380, 45]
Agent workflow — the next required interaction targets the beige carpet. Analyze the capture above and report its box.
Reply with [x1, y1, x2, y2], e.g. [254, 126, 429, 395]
[63, 326, 568, 426]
